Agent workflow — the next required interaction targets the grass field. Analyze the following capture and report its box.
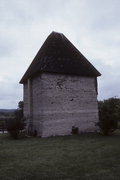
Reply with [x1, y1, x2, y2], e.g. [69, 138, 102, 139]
[0, 132, 120, 180]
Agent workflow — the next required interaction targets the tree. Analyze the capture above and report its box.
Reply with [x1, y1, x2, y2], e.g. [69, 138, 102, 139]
[98, 98, 120, 135]
[18, 101, 24, 109]
[6, 101, 25, 139]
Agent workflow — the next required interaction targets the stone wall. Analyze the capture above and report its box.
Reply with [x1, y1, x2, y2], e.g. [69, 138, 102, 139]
[23, 83, 28, 117]
[24, 72, 99, 137]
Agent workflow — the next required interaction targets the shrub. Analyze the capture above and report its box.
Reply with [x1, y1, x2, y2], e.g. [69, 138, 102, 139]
[6, 109, 25, 139]
[98, 98, 120, 135]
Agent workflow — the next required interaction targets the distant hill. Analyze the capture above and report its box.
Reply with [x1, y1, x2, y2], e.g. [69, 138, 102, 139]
[0, 109, 16, 119]
[0, 109, 16, 113]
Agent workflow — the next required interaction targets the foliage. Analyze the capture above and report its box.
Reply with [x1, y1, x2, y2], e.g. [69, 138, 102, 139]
[6, 117, 25, 139]
[6, 101, 25, 139]
[0, 110, 15, 133]
[0, 119, 6, 133]
[98, 98, 120, 135]
[18, 101, 24, 109]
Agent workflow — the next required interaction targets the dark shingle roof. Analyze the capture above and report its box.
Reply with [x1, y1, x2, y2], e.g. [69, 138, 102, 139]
[20, 31, 101, 83]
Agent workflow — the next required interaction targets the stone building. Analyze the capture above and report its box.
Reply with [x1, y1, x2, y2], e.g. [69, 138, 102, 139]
[20, 31, 101, 137]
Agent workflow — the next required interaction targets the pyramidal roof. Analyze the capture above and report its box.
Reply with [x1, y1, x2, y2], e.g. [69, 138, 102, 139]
[20, 31, 101, 83]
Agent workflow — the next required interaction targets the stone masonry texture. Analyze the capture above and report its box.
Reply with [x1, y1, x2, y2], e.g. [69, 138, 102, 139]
[24, 72, 99, 137]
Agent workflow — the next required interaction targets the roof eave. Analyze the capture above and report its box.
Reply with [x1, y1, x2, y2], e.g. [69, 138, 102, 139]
[19, 70, 101, 84]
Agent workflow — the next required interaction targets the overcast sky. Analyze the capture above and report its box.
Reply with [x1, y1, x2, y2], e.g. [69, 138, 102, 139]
[0, 0, 120, 109]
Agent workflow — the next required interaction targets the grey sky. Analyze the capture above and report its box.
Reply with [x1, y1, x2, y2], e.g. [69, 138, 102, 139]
[0, 0, 120, 108]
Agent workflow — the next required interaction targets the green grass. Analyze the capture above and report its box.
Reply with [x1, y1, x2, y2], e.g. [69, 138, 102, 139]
[0, 132, 120, 180]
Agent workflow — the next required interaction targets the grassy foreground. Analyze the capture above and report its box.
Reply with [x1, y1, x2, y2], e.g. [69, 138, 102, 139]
[0, 133, 120, 180]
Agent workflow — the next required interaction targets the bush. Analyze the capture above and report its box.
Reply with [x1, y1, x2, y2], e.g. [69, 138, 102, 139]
[98, 98, 120, 135]
[6, 115, 25, 139]
[6, 104, 25, 139]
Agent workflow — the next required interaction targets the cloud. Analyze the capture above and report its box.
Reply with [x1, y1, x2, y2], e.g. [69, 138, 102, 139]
[0, 80, 22, 109]
[0, 0, 120, 108]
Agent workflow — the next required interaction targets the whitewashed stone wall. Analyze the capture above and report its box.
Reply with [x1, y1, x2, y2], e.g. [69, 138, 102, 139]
[24, 72, 99, 137]
[23, 83, 28, 117]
